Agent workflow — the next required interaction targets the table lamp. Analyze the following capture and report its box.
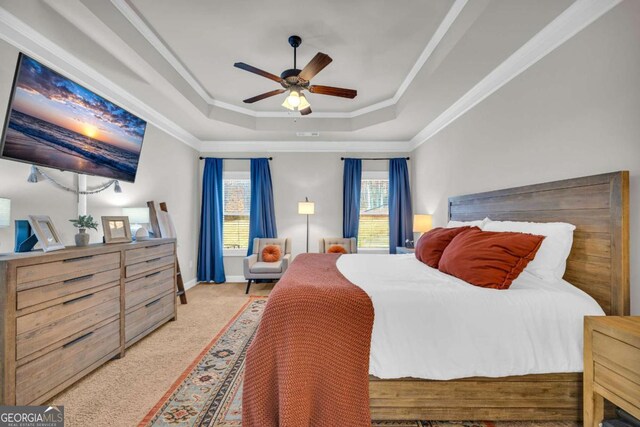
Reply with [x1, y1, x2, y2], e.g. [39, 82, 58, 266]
[0, 198, 10, 251]
[298, 197, 315, 253]
[0, 198, 10, 229]
[413, 214, 433, 237]
[123, 207, 151, 240]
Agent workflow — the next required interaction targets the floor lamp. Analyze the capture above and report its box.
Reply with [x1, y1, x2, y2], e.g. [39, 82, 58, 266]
[298, 197, 315, 253]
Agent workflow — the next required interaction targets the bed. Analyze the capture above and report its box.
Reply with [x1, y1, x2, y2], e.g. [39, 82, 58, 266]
[368, 171, 629, 421]
[243, 171, 629, 424]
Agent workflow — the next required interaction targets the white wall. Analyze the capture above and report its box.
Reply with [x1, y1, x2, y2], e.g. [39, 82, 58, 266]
[199, 152, 410, 278]
[0, 40, 200, 284]
[411, 0, 640, 314]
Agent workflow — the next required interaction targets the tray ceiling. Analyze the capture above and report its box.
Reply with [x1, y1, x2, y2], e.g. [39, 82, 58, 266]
[128, 0, 454, 113]
[0, 0, 623, 150]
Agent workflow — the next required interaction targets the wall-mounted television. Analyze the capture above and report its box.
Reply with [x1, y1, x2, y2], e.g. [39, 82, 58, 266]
[0, 53, 147, 183]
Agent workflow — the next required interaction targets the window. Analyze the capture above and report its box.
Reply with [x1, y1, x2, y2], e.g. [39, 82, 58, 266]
[358, 172, 389, 249]
[223, 173, 250, 249]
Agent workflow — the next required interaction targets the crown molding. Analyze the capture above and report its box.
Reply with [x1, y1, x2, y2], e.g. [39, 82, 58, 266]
[409, 0, 623, 150]
[200, 140, 412, 153]
[110, 0, 467, 119]
[0, 6, 203, 151]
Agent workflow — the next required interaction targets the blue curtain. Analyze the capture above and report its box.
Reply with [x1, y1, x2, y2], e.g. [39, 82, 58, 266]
[389, 158, 413, 254]
[343, 158, 362, 240]
[247, 158, 278, 255]
[197, 158, 226, 283]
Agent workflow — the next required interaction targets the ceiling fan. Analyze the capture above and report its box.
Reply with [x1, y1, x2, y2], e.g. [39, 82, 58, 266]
[234, 35, 357, 116]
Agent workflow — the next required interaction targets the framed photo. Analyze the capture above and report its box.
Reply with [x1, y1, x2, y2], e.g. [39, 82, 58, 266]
[102, 216, 132, 244]
[27, 215, 65, 252]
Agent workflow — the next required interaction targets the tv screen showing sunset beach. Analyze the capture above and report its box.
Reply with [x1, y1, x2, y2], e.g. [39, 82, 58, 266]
[0, 54, 146, 182]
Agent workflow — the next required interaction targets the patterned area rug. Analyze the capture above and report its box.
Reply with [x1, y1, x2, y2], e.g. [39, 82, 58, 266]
[139, 296, 578, 427]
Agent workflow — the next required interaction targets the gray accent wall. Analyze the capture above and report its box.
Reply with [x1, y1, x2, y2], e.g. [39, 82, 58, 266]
[411, 0, 640, 314]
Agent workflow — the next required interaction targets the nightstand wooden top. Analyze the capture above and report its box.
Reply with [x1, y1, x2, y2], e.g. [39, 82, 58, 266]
[585, 316, 640, 348]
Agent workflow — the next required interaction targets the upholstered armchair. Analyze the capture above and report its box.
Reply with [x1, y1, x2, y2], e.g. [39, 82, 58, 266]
[243, 237, 292, 294]
[318, 237, 357, 254]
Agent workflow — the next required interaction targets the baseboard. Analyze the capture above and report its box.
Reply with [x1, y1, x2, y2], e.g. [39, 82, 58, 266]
[186, 276, 246, 287]
[183, 278, 198, 291]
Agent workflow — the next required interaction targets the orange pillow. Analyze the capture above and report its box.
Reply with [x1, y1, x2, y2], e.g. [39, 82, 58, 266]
[262, 245, 282, 262]
[438, 228, 545, 289]
[414, 226, 476, 268]
[327, 244, 348, 254]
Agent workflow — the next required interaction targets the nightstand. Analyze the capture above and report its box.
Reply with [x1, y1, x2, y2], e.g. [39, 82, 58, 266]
[395, 247, 415, 254]
[584, 316, 640, 427]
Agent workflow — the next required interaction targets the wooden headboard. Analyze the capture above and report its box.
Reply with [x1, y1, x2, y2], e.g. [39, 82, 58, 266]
[448, 172, 629, 315]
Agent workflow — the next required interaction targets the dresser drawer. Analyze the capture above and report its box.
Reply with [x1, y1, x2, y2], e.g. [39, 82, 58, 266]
[125, 255, 174, 278]
[17, 268, 121, 312]
[125, 267, 175, 310]
[125, 243, 174, 265]
[125, 292, 174, 345]
[15, 318, 120, 405]
[17, 252, 121, 291]
[16, 285, 120, 361]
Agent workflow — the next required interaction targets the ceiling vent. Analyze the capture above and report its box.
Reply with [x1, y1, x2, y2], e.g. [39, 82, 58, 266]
[296, 131, 320, 137]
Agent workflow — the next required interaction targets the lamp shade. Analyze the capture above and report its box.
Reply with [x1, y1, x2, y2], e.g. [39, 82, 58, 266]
[413, 214, 433, 233]
[298, 201, 315, 215]
[122, 207, 150, 224]
[0, 198, 10, 228]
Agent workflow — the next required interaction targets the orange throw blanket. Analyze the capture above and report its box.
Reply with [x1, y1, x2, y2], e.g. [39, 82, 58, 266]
[242, 253, 375, 426]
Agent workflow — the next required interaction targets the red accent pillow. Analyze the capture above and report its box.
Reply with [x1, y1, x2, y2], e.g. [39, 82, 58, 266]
[438, 229, 545, 289]
[262, 245, 282, 262]
[414, 226, 476, 268]
[327, 244, 348, 254]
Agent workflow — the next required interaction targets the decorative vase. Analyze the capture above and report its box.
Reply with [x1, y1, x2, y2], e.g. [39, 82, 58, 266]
[75, 229, 90, 247]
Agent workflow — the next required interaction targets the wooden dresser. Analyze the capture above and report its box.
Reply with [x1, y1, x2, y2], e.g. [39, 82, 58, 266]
[584, 316, 640, 427]
[0, 239, 177, 405]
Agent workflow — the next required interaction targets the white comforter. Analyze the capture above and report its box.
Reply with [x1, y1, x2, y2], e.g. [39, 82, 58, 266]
[336, 254, 604, 380]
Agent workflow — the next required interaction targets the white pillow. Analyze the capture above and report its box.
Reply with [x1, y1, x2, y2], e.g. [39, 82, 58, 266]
[483, 220, 576, 282]
[446, 217, 491, 230]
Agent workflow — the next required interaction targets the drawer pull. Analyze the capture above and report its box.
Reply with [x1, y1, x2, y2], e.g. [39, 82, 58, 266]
[63, 274, 94, 284]
[145, 298, 162, 308]
[63, 331, 94, 348]
[145, 271, 161, 278]
[63, 255, 94, 263]
[63, 293, 94, 305]
[146, 257, 162, 263]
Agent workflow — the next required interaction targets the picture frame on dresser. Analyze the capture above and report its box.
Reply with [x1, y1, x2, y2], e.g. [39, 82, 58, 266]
[27, 215, 65, 252]
[102, 216, 132, 243]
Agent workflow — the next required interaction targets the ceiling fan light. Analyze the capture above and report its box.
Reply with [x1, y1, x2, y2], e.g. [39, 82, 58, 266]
[298, 94, 310, 110]
[286, 89, 300, 107]
[281, 97, 295, 110]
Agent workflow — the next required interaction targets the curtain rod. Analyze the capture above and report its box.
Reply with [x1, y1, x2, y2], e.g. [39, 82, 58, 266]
[199, 157, 273, 160]
[340, 157, 410, 161]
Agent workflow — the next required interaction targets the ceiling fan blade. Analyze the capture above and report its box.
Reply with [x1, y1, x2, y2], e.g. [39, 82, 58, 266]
[234, 62, 283, 83]
[300, 107, 312, 116]
[243, 89, 286, 103]
[298, 53, 332, 81]
[308, 85, 357, 99]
